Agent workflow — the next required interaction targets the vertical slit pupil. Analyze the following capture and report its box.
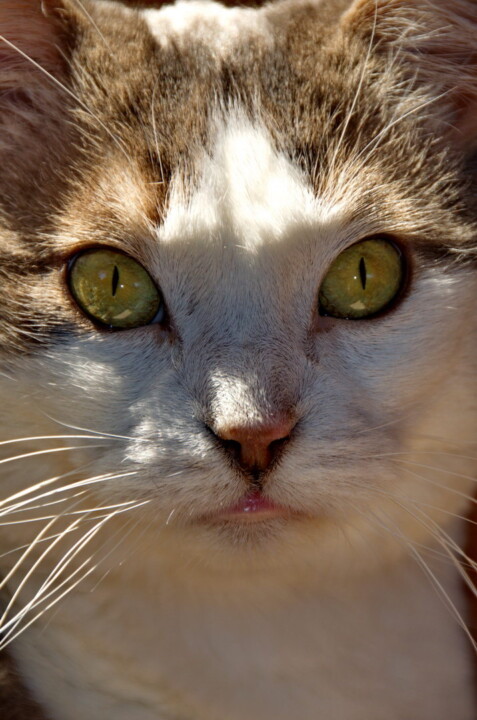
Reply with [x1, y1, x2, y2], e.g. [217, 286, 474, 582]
[359, 257, 367, 290]
[112, 265, 120, 296]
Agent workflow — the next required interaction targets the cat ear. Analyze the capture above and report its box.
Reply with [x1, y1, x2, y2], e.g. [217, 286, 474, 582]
[0, 1, 75, 160]
[0, 0, 69, 81]
[342, 0, 477, 149]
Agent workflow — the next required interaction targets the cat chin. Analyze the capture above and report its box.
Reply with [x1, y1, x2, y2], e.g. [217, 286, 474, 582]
[134, 510, 366, 584]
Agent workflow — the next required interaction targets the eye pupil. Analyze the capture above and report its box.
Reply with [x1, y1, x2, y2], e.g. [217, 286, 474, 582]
[359, 257, 367, 290]
[68, 248, 162, 329]
[112, 265, 119, 297]
[318, 238, 404, 319]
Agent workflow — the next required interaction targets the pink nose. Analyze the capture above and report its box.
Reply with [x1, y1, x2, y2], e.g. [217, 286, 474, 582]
[214, 417, 295, 473]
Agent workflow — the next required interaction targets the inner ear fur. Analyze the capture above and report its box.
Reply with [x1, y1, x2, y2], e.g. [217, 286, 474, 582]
[342, 0, 477, 149]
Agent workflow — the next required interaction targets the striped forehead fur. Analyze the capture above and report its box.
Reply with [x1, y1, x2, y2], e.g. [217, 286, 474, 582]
[0, 0, 476, 357]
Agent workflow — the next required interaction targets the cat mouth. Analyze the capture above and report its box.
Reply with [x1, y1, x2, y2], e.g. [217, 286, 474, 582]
[208, 491, 298, 523]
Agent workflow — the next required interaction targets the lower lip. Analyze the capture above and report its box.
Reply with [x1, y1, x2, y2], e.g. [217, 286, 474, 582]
[214, 493, 291, 523]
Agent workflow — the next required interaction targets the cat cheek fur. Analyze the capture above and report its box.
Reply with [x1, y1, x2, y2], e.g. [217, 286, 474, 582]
[0, 1, 476, 719]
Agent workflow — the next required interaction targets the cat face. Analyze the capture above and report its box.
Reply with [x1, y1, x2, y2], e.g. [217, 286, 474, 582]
[0, 0, 476, 588]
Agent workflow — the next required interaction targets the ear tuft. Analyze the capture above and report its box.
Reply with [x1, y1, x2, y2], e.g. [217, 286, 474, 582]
[342, 0, 477, 148]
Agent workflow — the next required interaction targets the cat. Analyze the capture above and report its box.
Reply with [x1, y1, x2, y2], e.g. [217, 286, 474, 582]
[0, 0, 476, 718]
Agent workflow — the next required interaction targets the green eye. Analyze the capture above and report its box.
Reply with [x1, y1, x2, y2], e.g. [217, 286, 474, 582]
[318, 238, 404, 319]
[68, 248, 163, 329]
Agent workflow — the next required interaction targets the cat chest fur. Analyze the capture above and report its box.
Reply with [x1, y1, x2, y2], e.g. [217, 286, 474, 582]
[12, 550, 475, 720]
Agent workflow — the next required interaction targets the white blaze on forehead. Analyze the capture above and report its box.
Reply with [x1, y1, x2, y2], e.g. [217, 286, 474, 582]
[142, 0, 271, 54]
[161, 116, 331, 250]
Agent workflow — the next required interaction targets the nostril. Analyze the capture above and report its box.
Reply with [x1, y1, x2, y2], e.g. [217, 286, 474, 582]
[210, 417, 296, 474]
[220, 438, 242, 462]
[269, 436, 288, 451]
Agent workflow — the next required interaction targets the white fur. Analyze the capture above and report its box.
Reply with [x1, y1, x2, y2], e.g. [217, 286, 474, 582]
[142, 0, 271, 55]
[162, 117, 331, 247]
[12, 557, 475, 720]
[1, 116, 476, 719]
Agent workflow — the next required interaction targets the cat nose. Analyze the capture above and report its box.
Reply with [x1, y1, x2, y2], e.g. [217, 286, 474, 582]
[212, 417, 295, 473]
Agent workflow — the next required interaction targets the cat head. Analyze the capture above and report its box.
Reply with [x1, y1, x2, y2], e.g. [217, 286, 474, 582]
[0, 0, 476, 583]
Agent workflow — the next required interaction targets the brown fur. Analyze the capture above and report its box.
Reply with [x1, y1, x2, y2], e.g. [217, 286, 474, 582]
[0, 0, 476, 715]
[0, 651, 47, 720]
[1, 0, 476, 357]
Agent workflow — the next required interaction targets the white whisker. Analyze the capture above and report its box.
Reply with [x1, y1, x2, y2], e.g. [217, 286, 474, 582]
[398, 465, 477, 506]
[0, 470, 138, 515]
[0, 498, 147, 526]
[73, 0, 112, 52]
[327, 0, 378, 177]
[0, 496, 89, 618]
[353, 88, 452, 173]
[0, 35, 129, 159]
[0, 558, 97, 650]
[357, 504, 477, 652]
[0, 501, 149, 647]
[392, 458, 477, 482]
[43, 415, 141, 442]
[0, 444, 106, 468]
[0, 434, 122, 447]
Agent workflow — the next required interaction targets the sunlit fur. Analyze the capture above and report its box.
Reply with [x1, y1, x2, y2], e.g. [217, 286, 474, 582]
[0, 1, 476, 718]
